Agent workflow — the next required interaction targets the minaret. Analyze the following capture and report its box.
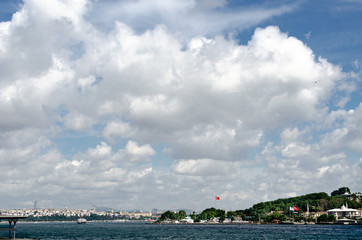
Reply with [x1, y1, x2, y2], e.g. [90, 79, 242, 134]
[307, 203, 309, 216]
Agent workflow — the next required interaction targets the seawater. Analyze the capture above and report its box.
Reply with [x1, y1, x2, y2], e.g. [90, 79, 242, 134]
[6, 222, 362, 240]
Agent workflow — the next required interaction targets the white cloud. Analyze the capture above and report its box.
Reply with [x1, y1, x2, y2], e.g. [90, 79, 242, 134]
[281, 142, 311, 158]
[172, 158, 241, 176]
[87, 141, 112, 159]
[63, 112, 96, 130]
[0, 0, 360, 211]
[103, 121, 134, 141]
[321, 103, 362, 153]
[125, 140, 156, 160]
[87, 0, 298, 39]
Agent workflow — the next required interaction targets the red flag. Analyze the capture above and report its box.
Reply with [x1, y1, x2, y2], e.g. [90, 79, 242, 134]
[215, 196, 220, 200]
[293, 206, 299, 211]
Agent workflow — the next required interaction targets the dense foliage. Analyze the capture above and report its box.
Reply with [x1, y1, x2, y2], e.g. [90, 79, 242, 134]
[317, 214, 336, 223]
[331, 187, 350, 196]
[194, 208, 226, 222]
[159, 210, 187, 221]
[159, 208, 226, 223]
[247, 192, 357, 213]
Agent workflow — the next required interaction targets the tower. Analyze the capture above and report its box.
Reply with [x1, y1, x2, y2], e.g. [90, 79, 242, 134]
[307, 203, 309, 216]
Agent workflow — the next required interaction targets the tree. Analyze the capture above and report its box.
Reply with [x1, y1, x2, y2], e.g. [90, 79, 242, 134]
[327, 215, 336, 222]
[190, 211, 196, 221]
[331, 187, 351, 196]
[226, 211, 235, 218]
[219, 214, 226, 223]
[317, 214, 328, 223]
[328, 198, 344, 209]
[319, 199, 328, 211]
[306, 216, 315, 223]
[178, 210, 186, 220]
[159, 211, 177, 221]
[271, 211, 281, 220]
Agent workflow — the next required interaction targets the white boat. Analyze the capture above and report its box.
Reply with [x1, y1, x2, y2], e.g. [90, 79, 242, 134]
[77, 218, 87, 224]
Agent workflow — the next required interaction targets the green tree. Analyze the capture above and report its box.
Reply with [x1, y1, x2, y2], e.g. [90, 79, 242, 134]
[331, 187, 351, 196]
[271, 211, 281, 220]
[317, 214, 328, 223]
[327, 215, 336, 222]
[219, 214, 226, 222]
[190, 211, 196, 221]
[178, 210, 186, 220]
[226, 211, 235, 218]
[319, 199, 328, 211]
[328, 197, 344, 209]
[159, 210, 177, 221]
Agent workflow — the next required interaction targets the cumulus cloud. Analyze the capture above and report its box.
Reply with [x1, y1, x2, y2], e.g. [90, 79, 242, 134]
[87, 0, 298, 39]
[0, 0, 360, 210]
[172, 158, 239, 176]
[103, 120, 134, 142]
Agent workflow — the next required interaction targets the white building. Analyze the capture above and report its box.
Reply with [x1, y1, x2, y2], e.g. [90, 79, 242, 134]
[180, 217, 194, 224]
[327, 204, 360, 219]
[341, 192, 362, 203]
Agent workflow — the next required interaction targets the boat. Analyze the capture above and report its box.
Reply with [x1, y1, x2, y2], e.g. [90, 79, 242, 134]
[77, 218, 87, 224]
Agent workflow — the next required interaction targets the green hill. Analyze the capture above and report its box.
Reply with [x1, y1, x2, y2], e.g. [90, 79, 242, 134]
[241, 187, 361, 221]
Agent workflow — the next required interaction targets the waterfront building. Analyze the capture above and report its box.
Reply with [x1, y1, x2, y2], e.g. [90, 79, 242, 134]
[232, 217, 249, 224]
[222, 218, 231, 223]
[327, 204, 360, 219]
[180, 216, 194, 223]
[122, 211, 152, 219]
[304, 211, 327, 220]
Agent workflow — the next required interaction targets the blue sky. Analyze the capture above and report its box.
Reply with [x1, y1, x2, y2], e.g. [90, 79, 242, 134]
[0, 0, 361, 211]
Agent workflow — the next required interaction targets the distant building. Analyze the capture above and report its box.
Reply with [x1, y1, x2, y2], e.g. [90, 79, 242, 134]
[122, 211, 152, 219]
[341, 192, 362, 203]
[327, 204, 360, 219]
[180, 216, 194, 224]
[307, 211, 327, 220]
[151, 209, 162, 215]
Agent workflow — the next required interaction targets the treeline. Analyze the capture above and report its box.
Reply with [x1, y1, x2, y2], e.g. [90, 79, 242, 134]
[159, 210, 187, 221]
[243, 189, 361, 220]
[159, 208, 226, 223]
[191, 208, 226, 222]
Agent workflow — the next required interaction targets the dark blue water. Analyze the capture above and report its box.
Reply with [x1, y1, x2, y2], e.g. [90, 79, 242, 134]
[4, 222, 362, 240]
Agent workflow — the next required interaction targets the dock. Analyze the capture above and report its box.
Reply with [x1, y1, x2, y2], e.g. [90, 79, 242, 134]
[0, 239, 38, 240]
[0, 215, 31, 239]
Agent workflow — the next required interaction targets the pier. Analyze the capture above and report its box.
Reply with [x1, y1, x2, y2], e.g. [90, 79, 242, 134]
[0, 215, 29, 239]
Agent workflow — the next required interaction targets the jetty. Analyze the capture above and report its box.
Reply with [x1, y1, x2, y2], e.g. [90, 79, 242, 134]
[0, 215, 37, 239]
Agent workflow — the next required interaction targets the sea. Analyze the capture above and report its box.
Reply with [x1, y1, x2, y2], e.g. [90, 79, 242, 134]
[4, 222, 362, 240]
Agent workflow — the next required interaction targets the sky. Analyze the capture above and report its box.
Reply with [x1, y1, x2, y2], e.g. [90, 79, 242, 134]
[0, 0, 361, 212]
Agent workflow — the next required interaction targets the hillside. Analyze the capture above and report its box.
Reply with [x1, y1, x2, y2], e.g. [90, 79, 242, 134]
[242, 187, 361, 219]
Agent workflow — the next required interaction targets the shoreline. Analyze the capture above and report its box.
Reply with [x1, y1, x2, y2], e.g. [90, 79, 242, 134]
[10, 220, 361, 225]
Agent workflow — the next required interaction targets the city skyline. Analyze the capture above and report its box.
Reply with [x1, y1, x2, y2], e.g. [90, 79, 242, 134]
[0, 0, 361, 211]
